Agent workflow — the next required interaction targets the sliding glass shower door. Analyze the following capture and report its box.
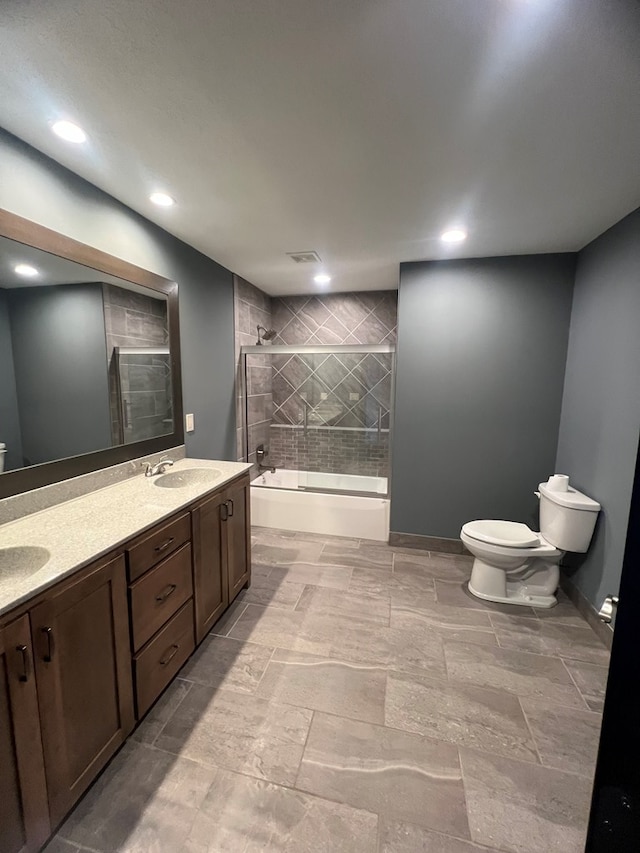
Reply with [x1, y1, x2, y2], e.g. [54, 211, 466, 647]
[241, 344, 394, 497]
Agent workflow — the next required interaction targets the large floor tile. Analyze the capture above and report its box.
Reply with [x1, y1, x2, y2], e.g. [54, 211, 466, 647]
[460, 748, 592, 852]
[155, 685, 312, 786]
[534, 588, 589, 626]
[183, 766, 379, 852]
[237, 571, 306, 609]
[393, 552, 472, 582]
[296, 712, 470, 839]
[294, 530, 362, 549]
[520, 697, 602, 776]
[321, 541, 394, 570]
[132, 677, 193, 744]
[256, 649, 387, 724]
[444, 641, 586, 707]
[378, 820, 498, 853]
[435, 580, 537, 616]
[229, 604, 336, 655]
[277, 561, 353, 590]
[295, 584, 390, 626]
[389, 568, 437, 606]
[386, 671, 538, 763]
[490, 613, 609, 665]
[58, 740, 217, 852]
[210, 598, 247, 636]
[179, 635, 274, 693]
[387, 622, 448, 679]
[349, 566, 394, 599]
[562, 659, 610, 712]
[252, 541, 325, 566]
[42, 839, 85, 853]
[391, 602, 497, 646]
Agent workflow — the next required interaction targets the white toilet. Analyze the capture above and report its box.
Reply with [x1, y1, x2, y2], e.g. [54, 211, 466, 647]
[460, 474, 600, 608]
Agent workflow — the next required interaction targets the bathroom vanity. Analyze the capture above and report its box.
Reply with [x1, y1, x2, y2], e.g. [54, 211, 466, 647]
[0, 459, 250, 852]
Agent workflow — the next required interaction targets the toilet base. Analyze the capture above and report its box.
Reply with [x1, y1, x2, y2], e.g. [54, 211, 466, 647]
[468, 558, 559, 609]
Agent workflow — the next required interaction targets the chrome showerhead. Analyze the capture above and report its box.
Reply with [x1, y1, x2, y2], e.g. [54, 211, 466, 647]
[256, 325, 277, 345]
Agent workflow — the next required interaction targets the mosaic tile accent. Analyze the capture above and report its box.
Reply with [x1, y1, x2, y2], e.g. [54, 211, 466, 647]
[269, 426, 389, 478]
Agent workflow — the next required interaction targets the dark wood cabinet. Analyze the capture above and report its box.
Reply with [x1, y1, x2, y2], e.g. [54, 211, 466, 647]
[1, 468, 251, 849]
[30, 554, 134, 826]
[0, 615, 50, 853]
[225, 476, 251, 603]
[192, 488, 228, 644]
[191, 473, 251, 643]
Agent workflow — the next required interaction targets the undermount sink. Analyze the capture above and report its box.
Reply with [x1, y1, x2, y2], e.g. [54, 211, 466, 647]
[153, 468, 222, 489]
[0, 545, 51, 578]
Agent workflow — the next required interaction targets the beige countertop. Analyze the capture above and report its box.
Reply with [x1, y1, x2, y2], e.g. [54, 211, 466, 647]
[0, 458, 251, 618]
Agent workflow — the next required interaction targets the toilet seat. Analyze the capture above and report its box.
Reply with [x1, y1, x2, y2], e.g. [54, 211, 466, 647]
[461, 521, 561, 559]
[462, 520, 539, 548]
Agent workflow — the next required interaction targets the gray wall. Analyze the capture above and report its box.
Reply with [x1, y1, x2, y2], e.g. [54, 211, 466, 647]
[391, 254, 576, 539]
[0, 128, 236, 462]
[8, 284, 112, 465]
[0, 289, 23, 470]
[556, 207, 640, 611]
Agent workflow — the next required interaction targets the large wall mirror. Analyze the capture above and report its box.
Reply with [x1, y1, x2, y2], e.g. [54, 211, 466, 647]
[0, 210, 183, 499]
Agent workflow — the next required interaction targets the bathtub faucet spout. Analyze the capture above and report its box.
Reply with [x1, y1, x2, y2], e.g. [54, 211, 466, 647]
[256, 443, 276, 474]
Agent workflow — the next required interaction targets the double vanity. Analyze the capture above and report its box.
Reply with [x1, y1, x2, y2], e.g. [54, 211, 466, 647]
[0, 458, 251, 853]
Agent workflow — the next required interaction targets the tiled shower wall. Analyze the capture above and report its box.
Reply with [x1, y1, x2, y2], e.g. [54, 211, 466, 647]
[233, 275, 273, 465]
[268, 292, 396, 477]
[103, 284, 170, 444]
[233, 286, 397, 477]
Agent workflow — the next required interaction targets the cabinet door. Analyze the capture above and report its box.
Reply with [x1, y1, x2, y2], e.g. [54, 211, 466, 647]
[0, 616, 50, 853]
[225, 478, 251, 603]
[192, 490, 228, 644]
[31, 554, 134, 826]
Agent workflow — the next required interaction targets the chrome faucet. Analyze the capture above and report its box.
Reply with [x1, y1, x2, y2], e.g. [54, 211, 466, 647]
[256, 444, 276, 474]
[145, 458, 174, 477]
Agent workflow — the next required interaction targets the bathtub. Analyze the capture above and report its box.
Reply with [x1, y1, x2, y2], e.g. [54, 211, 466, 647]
[251, 469, 390, 541]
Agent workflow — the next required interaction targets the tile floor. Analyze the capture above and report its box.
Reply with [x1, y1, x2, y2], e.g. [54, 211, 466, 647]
[45, 527, 610, 853]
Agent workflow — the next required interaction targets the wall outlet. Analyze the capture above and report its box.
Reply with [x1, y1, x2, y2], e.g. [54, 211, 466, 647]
[320, 392, 328, 400]
[349, 392, 360, 401]
[185, 413, 195, 432]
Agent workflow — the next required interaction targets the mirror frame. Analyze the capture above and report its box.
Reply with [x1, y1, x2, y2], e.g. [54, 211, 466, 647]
[0, 208, 184, 499]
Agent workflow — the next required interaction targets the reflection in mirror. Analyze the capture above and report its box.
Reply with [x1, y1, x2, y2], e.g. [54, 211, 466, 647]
[0, 236, 172, 474]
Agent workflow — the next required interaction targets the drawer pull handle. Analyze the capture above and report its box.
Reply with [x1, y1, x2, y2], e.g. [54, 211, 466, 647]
[154, 536, 175, 553]
[42, 626, 54, 663]
[159, 643, 179, 666]
[227, 499, 234, 518]
[16, 644, 30, 682]
[155, 583, 177, 603]
[221, 502, 228, 521]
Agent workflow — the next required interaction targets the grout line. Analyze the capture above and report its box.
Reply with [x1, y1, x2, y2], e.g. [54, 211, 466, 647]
[516, 696, 545, 766]
[560, 658, 595, 712]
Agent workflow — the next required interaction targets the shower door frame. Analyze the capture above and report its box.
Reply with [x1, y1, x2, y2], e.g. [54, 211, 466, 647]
[240, 343, 396, 499]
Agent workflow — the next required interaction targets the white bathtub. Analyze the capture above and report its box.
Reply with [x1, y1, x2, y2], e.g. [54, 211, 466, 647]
[251, 469, 390, 541]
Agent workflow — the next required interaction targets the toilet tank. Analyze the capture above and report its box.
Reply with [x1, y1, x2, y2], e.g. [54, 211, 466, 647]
[538, 481, 600, 552]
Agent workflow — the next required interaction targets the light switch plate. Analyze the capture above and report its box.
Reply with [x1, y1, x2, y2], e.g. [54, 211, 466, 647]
[349, 392, 360, 401]
[185, 413, 195, 432]
[320, 392, 328, 400]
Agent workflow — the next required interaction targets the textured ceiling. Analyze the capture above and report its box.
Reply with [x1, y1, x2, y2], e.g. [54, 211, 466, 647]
[1, 0, 639, 295]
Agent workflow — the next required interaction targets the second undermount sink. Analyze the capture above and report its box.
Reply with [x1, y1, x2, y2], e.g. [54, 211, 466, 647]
[153, 468, 222, 489]
[0, 545, 51, 579]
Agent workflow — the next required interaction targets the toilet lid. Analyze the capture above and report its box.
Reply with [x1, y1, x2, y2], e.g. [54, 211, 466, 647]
[462, 520, 540, 548]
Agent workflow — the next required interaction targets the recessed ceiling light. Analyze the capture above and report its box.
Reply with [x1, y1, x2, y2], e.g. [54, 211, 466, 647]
[440, 228, 467, 244]
[14, 263, 39, 278]
[150, 192, 175, 207]
[51, 120, 87, 144]
[314, 274, 332, 284]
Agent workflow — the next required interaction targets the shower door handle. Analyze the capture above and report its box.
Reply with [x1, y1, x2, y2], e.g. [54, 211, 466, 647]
[123, 399, 130, 429]
[377, 406, 382, 440]
[303, 403, 308, 435]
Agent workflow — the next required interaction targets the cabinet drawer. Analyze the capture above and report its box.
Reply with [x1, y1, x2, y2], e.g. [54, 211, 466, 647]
[134, 600, 195, 719]
[130, 543, 193, 652]
[127, 512, 191, 581]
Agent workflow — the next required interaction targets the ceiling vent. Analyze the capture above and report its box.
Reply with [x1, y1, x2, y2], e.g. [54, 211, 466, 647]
[287, 251, 321, 264]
